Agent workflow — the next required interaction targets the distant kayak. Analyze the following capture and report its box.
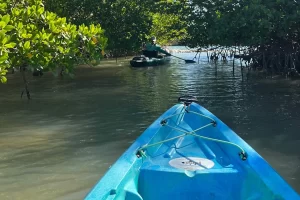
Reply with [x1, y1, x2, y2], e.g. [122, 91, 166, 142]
[129, 55, 171, 67]
[85, 96, 300, 200]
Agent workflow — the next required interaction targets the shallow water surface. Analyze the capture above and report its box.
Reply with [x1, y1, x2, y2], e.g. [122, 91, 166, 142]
[0, 49, 300, 199]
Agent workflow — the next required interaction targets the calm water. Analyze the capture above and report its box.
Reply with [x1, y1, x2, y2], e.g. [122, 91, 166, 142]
[0, 48, 300, 199]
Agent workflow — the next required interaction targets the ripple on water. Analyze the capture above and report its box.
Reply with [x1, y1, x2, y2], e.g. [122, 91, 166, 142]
[0, 51, 300, 199]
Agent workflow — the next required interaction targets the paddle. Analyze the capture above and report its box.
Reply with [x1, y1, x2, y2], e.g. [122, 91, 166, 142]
[169, 54, 196, 63]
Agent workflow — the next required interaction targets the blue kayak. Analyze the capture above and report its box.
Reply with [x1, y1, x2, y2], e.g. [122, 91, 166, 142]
[85, 96, 300, 200]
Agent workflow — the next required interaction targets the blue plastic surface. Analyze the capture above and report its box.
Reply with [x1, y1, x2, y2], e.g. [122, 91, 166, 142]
[84, 103, 300, 200]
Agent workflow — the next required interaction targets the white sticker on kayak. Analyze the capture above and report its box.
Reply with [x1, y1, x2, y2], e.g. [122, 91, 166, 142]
[169, 157, 214, 171]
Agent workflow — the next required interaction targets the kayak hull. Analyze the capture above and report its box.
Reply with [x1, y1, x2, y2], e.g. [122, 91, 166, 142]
[85, 98, 300, 200]
[130, 55, 171, 67]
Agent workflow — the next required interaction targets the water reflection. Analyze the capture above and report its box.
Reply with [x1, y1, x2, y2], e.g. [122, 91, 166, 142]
[0, 49, 299, 199]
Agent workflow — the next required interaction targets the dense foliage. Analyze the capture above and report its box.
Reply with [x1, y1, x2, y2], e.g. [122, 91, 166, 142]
[149, 0, 189, 45]
[0, 0, 107, 88]
[3, 0, 300, 87]
[186, 0, 300, 74]
[44, 0, 189, 56]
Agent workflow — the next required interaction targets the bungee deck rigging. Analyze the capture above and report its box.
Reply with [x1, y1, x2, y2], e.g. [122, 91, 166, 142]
[85, 95, 300, 200]
[136, 97, 247, 161]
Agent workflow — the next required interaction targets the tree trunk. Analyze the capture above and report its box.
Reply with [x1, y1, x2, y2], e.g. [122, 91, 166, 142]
[239, 45, 243, 78]
[198, 51, 201, 63]
[277, 52, 281, 72]
[206, 51, 209, 62]
[270, 54, 274, 78]
[233, 45, 236, 75]
[263, 52, 267, 77]
[215, 62, 217, 77]
[21, 65, 31, 100]
[284, 53, 288, 76]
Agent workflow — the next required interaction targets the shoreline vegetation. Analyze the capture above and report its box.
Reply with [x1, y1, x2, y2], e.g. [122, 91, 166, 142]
[1, 0, 300, 99]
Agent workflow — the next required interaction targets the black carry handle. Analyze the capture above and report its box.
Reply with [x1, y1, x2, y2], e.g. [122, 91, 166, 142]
[178, 95, 199, 106]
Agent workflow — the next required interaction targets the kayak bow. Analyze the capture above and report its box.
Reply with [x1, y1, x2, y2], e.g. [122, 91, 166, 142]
[85, 96, 300, 200]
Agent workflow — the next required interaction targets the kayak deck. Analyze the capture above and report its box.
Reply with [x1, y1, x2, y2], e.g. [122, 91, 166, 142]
[137, 111, 270, 200]
[139, 128, 242, 199]
[85, 97, 300, 200]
